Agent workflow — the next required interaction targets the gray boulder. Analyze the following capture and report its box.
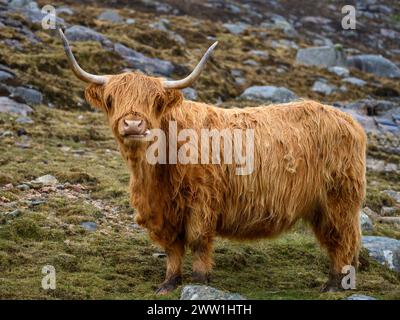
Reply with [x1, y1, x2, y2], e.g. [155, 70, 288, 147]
[296, 45, 346, 68]
[114, 43, 174, 77]
[10, 86, 43, 105]
[381, 190, 400, 204]
[362, 236, 400, 272]
[0, 97, 33, 116]
[240, 85, 298, 103]
[181, 285, 245, 300]
[347, 55, 400, 78]
[65, 26, 112, 47]
[97, 10, 123, 23]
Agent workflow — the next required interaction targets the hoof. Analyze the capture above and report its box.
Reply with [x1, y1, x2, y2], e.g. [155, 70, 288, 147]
[192, 271, 210, 284]
[320, 275, 343, 293]
[155, 275, 182, 295]
[320, 283, 341, 293]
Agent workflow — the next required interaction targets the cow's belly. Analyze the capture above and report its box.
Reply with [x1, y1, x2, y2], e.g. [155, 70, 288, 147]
[215, 207, 300, 240]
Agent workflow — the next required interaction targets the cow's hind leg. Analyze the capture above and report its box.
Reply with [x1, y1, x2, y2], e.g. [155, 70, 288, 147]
[155, 240, 185, 295]
[310, 198, 361, 292]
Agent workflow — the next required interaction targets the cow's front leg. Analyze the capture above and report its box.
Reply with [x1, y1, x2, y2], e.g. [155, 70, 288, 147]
[190, 238, 214, 284]
[155, 240, 184, 295]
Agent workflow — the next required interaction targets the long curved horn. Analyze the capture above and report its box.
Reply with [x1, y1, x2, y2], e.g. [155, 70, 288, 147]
[163, 41, 218, 90]
[58, 28, 108, 85]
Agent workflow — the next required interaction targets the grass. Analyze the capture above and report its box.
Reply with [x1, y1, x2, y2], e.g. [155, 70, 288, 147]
[1, 105, 400, 300]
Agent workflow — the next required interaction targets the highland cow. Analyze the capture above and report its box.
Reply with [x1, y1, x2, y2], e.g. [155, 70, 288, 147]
[59, 29, 366, 294]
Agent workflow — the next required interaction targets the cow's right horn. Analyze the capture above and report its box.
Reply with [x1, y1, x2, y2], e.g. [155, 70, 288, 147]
[58, 28, 108, 85]
[163, 41, 218, 90]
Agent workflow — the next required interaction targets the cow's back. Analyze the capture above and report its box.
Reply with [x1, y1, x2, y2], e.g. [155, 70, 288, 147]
[209, 101, 366, 239]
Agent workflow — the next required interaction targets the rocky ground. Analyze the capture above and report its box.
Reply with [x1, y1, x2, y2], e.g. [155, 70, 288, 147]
[0, 0, 399, 300]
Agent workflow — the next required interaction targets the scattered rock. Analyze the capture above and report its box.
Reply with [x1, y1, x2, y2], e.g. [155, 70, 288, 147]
[240, 85, 298, 103]
[15, 116, 34, 124]
[223, 22, 248, 35]
[261, 15, 297, 37]
[10, 86, 43, 105]
[182, 88, 198, 100]
[56, 6, 74, 15]
[381, 190, 400, 204]
[312, 80, 336, 95]
[31, 174, 58, 186]
[380, 207, 398, 217]
[343, 294, 377, 300]
[366, 158, 398, 173]
[342, 77, 367, 87]
[0, 70, 14, 82]
[80, 221, 97, 231]
[181, 285, 246, 300]
[0, 97, 33, 116]
[347, 55, 400, 78]
[296, 45, 346, 68]
[65, 25, 112, 47]
[114, 43, 174, 76]
[328, 66, 350, 77]
[360, 210, 374, 232]
[152, 252, 167, 258]
[97, 10, 123, 23]
[362, 236, 400, 272]
[16, 184, 30, 191]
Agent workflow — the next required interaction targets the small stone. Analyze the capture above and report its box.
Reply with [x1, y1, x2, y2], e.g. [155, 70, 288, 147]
[3, 183, 13, 190]
[16, 184, 30, 191]
[80, 221, 97, 231]
[28, 199, 46, 207]
[342, 77, 367, 87]
[240, 85, 298, 103]
[152, 252, 167, 258]
[97, 10, 123, 23]
[31, 174, 58, 186]
[181, 285, 246, 300]
[380, 207, 398, 217]
[360, 210, 374, 232]
[182, 88, 198, 101]
[223, 22, 248, 35]
[328, 66, 350, 77]
[343, 294, 376, 300]
[0, 97, 33, 116]
[15, 116, 34, 124]
[312, 80, 336, 95]
[6, 209, 22, 218]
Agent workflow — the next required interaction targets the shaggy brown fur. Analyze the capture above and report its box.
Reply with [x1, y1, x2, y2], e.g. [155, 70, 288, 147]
[85, 72, 366, 294]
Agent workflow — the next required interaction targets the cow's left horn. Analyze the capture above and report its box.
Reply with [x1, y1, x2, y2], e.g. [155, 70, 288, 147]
[163, 41, 218, 90]
[58, 28, 108, 85]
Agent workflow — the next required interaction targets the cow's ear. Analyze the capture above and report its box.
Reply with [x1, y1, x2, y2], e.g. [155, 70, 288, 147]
[85, 84, 105, 110]
[157, 89, 183, 114]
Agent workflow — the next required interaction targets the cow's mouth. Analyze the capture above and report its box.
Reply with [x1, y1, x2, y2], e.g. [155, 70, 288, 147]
[122, 129, 151, 140]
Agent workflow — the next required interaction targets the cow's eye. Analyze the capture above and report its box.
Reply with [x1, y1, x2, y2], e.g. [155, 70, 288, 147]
[105, 96, 113, 110]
